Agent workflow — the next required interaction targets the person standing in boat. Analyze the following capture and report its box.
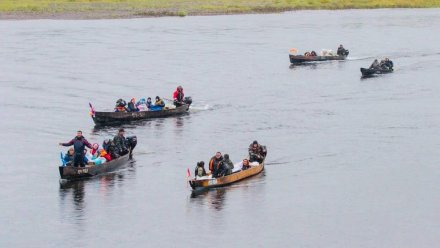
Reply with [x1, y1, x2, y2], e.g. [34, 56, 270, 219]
[113, 128, 129, 157]
[173, 86, 184, 107]
[59, 131, 93, 167]
[194, 161, 207, 178]
[209, 152, 224, 178]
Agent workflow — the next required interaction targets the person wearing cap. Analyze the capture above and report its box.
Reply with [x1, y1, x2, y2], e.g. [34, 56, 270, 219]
[59, 130, 93, 167]
[113, 128, 129, 156]
[209, 152, 224, 178]
[249, 140, 265, 163]
[194, 161, 207, 178]
[154, 96, 165, 109]
[380, 57, 393, 70]
[173, 86, 184, 107]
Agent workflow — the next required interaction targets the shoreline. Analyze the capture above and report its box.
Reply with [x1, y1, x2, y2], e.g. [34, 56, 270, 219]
[0, 6, 439, 20]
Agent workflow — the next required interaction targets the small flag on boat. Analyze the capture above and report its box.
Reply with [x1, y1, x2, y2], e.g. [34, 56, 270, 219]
[60, 152, 66, 166]
[89, 102, 95, 117]
[186, 168, 191, 178]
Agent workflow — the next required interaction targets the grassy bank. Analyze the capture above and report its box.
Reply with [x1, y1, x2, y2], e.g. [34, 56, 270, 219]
[1, 0, 439, 19]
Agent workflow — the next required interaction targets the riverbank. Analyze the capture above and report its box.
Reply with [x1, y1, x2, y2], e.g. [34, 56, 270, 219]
[0, 0, 439, 19]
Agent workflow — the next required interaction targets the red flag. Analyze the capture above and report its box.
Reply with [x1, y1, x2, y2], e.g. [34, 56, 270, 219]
[186, 168, 191, 178]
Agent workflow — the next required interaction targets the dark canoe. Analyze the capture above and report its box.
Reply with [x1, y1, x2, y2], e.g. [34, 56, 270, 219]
[361, 67, 394, 77]
[59, 153, 131, 181]
[188, 160, 265, 190]
[289, 54, 347, 64]
[92, 104, 190, 125]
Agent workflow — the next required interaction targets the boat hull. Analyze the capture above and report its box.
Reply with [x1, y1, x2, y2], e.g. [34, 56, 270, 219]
[289, 54, 347, 64]
[361, 67, 393, 77]
[92, 104, 190, 125]
[59, 154, 130, 181]
[188, 162, 264, 190]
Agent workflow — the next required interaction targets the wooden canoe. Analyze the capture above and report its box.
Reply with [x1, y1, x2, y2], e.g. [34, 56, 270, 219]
[92, 104, 190, 125]
[289, 54, 347, 64]
[59, 153, 131, 181]
[188, 161, 264, 190]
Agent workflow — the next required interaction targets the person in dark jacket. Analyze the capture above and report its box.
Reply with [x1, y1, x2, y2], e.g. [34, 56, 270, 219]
[194, 161, 207, 178]
[59, 131, 93, 167]
[249, 140, 265, 163]
[127, 98, 139, 112]
[242, 159, 251, 170]
[337, 44, 348, 56]
[209, 152, 224, 178]
[113, 128, 129, 156]
[380, 57, 393, 70]
[173, 86, 184, 107]
[222, 154, 234, 176]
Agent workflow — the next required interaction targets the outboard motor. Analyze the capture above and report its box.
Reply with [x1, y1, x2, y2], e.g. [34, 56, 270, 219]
[183, 96, 192, 106]
[344, 50, 349, 56]
[126, 136, 137, 151]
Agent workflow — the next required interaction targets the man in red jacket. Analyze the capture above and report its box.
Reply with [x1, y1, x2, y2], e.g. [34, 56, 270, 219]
[173, 86, 184, 107]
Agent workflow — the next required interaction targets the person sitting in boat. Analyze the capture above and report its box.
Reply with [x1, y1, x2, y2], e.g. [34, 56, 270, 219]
[136, 98, 148, 111]
[209, 152, 224, 178]
[380, 58, 394, 70]
[103, 139, 119, 159]
[337, 44, 348, 56]
[127, 98, 139, 112]
[115, 99, 128, 112]
[63, 148, 75, 166]
[242, 159, 251, 170]
[310, 51, 317, 56]
[248, 140, 265, 163]
[147, 97, 153, 110]
[221, 154, 234, 176]
[113, 128, 129, 157]
[194, 161, 207, 178]
[304, 52, 311, 56]
[173, 86, 185, 107]
[369, 59, 380, 69]
[59, 130, 93, 167]
[89, 143, 111, 164]
[155, 96, 165, 109]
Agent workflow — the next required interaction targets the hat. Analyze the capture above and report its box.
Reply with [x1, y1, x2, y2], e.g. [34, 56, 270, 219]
[119, 128, 125, 132]
[253, 140, 258, 145]
[224, 154, 229, 159]
[197, 161, 205, 166]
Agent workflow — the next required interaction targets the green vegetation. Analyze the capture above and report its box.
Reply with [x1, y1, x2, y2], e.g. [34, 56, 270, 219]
[1, 0, 439, 18]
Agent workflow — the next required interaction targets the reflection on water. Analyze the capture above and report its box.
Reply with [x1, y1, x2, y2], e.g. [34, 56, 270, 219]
[189, 171, 266, 211]
[58, 160, 136, 218]
[289, 63, 319, 70]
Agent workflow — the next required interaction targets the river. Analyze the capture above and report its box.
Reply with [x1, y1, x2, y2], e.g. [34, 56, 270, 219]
[1, 8, 440, 247]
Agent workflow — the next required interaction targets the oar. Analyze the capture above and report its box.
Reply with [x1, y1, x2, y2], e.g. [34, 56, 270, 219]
[60, 152, 66, 166]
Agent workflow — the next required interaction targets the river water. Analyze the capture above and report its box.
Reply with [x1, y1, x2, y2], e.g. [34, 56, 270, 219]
[1, 9, 440, 247]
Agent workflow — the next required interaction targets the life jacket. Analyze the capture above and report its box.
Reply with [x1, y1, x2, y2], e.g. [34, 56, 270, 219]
[197, 167, 205, 177]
